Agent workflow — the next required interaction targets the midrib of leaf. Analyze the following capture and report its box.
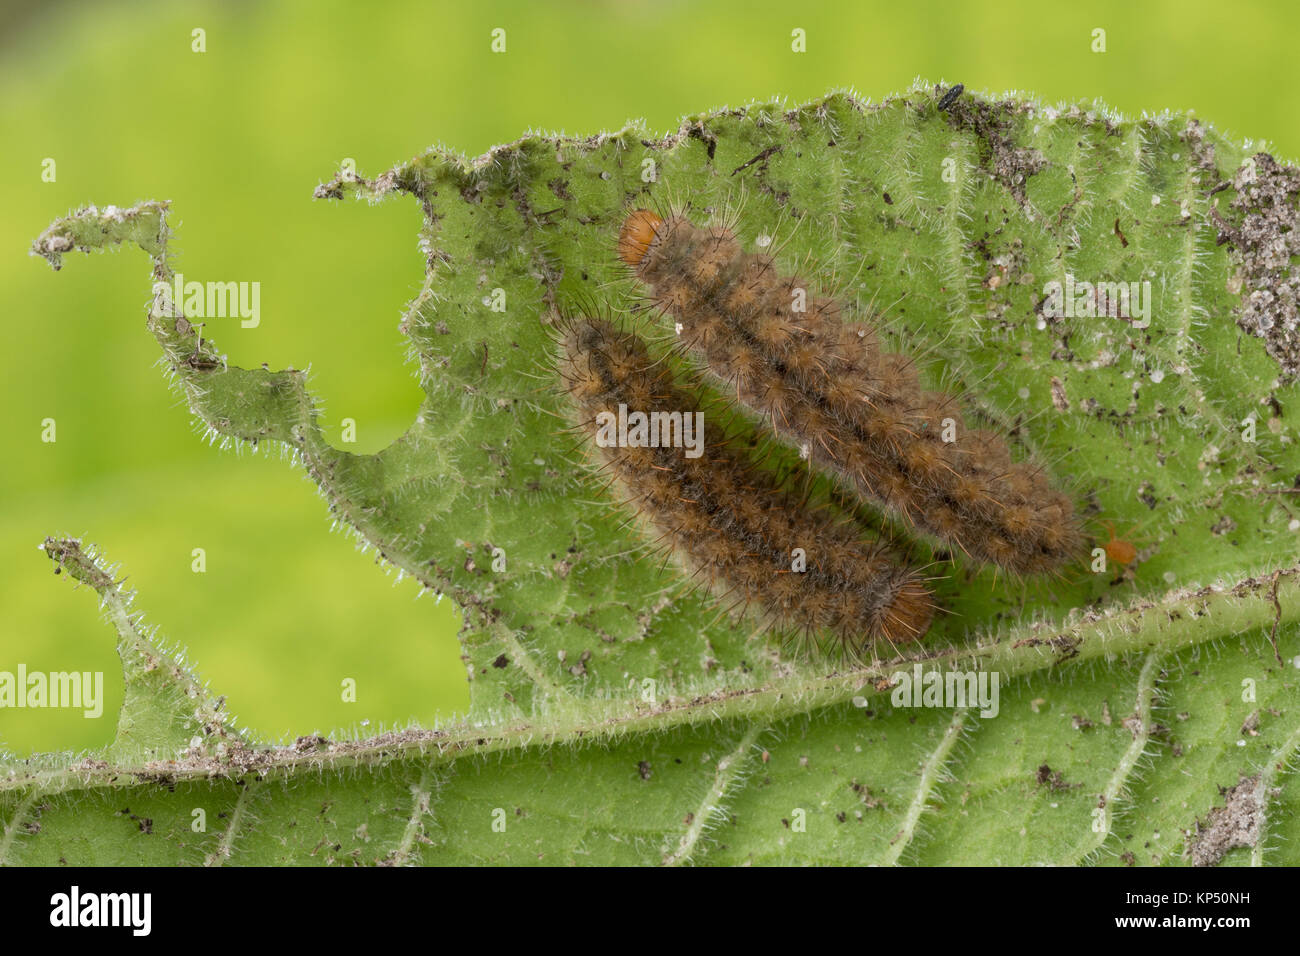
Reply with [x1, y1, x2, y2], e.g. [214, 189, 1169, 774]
[7, 537, 1297, 801]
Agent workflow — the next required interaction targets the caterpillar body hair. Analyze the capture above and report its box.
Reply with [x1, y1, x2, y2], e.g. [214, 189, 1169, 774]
[619, 209, 1085, 576]
[557, 315, 935, 653]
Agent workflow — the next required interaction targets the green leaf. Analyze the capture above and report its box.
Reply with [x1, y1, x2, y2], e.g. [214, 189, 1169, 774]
[11, 85, 1300, 866]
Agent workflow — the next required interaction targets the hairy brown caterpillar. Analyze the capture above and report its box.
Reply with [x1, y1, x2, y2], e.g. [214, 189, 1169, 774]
[619, 208, 1084, 576]
[558, 315, 935, 652]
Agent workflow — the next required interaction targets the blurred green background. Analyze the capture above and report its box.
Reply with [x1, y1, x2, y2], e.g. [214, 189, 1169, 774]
[3, 0, 1297, 755]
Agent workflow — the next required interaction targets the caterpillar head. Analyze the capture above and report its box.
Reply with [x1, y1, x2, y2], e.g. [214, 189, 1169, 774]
[618, 209, 665, 266]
